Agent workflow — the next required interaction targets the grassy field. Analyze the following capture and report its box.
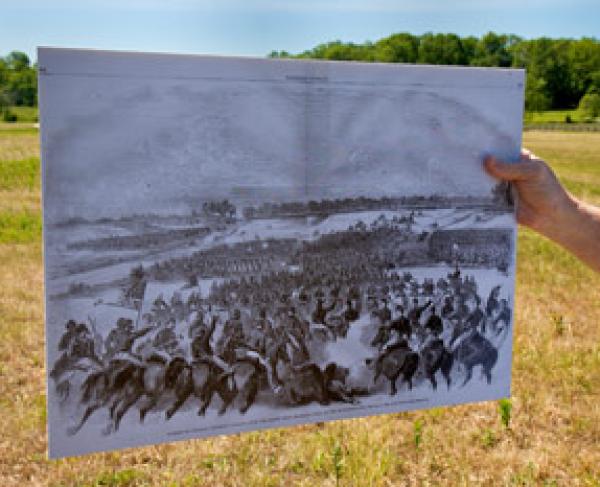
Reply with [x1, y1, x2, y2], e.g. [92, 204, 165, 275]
[0, 128, 598, 486]
[3, 106, 39, 123]
[523, 110, 587, 124]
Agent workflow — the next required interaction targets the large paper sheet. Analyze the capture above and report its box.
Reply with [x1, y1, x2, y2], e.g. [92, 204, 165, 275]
[39, 48, 524, 458]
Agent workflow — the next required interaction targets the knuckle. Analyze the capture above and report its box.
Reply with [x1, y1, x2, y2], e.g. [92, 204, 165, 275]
[524, 159, 545, 179]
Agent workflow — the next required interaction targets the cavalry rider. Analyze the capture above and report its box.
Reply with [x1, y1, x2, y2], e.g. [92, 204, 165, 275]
[150, 319, 184, 363]
[246, 308, 273, 354]
[492, 299, 511, 332]
[51, 320, 99, 380]
[390, 305, 411, 339]
[218, 308, 246, 363]
[410, 280, 420, 297]
[188, 312, 234, 381]
[436, 277, 449, 294]
[343, 299, 359, 322]
[69, 323, 102, 365]
[463, 275, 478, 300]
[186, 291, 202, 313]
[372, 335, 412, 379]
[441, 296, 454, 318]
[465, 297, 486, 333]
[188, 309, 208, 340]
[408, 298, 432, 327]
[57, 319, 78, 353]
[312, 297, 334, 325]
[104, 317, 153, 363]
[422, 278, 435, 296]
[449, 295, 469, 322]
[407, 297, 432, 342]
[151, 293, 170, 325]
[378, 298, 392, 324]
[424, 307, 444, 338]
[285, 307, 309, 357]
[170, 292, 185, 322]
[486, 285, 501, 317]
[190, 314, 218, 360]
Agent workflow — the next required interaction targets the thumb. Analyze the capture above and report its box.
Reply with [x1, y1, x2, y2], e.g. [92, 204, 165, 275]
[483, 155, 540, 182]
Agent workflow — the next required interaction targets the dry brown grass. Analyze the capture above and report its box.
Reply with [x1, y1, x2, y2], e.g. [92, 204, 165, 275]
[0, 188, 40, 213]
[0, 133, 40, 161]
[0, 130, 598, 486]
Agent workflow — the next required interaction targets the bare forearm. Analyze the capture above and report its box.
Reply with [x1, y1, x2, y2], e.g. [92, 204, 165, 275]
[537, 194, 600, 273]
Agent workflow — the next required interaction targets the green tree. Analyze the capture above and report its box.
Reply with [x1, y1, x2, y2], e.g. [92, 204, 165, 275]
[418, 33, 467, 65]
[471, 32, 520, 67]
[268, 50, 290, 58]
[0, 59, 8, 112]
[299, 41, 375, 61]
[511, 38, 574, 108]
[373, 33, 419, 63]
[0, 51, 37, 107]
[461, 36, 478, 64]
[567, 38, 600, 100]
[5, 51, 30, 70]
[578, 92, 600, 119]
[281, 34, 600, 112]
[7, 67, 37, 106]
[524, 76, 552, 111]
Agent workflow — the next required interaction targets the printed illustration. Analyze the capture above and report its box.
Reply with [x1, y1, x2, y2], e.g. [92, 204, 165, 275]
[39, 48, 524, 457]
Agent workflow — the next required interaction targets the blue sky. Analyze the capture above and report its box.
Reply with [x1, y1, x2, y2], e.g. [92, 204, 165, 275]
[2, 0, 599, 62]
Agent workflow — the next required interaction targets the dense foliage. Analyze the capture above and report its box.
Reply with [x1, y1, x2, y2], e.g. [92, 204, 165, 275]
[270, 32, 600, 113]
[0, 52, 37, 117]
[1, 33, 600, 117]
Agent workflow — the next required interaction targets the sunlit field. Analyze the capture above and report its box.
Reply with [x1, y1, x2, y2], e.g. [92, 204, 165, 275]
[0, 127, 598, 486]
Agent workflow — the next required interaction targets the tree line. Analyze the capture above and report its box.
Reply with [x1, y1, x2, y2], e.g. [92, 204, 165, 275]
[270, 32, 600, 116]
[2, 32, 600, 119]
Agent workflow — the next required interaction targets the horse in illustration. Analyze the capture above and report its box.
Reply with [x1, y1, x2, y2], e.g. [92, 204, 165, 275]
[323, 362, 363, 404]
[451, 330, 498, 386]
[277, 360, 330, 406]
[66, 358, 135, 436]
[365, 340, 420, 395]
[419, 338, 454, 390]
[163, 356, 237, 418]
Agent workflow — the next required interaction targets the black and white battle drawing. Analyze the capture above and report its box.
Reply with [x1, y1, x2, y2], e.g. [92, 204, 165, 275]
[39, 48, 524, 457]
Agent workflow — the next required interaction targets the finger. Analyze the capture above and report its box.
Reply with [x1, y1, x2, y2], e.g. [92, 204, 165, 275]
[483, 155, 542, 182]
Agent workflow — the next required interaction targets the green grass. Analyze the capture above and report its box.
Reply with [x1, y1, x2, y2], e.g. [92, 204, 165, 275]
[0, 122, 39, 134]
[0, 210, 42, 243]
[0, 158, 40, 190]
[524, 109, 586, 123]
[4, 105, 38, 123]
[0, 151, 42, 243]
[523, 131, 600, 205]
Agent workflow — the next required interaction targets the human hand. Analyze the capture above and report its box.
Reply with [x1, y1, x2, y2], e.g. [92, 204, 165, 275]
[483, 149, 575, 237]
[485, 149, 600, 272]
